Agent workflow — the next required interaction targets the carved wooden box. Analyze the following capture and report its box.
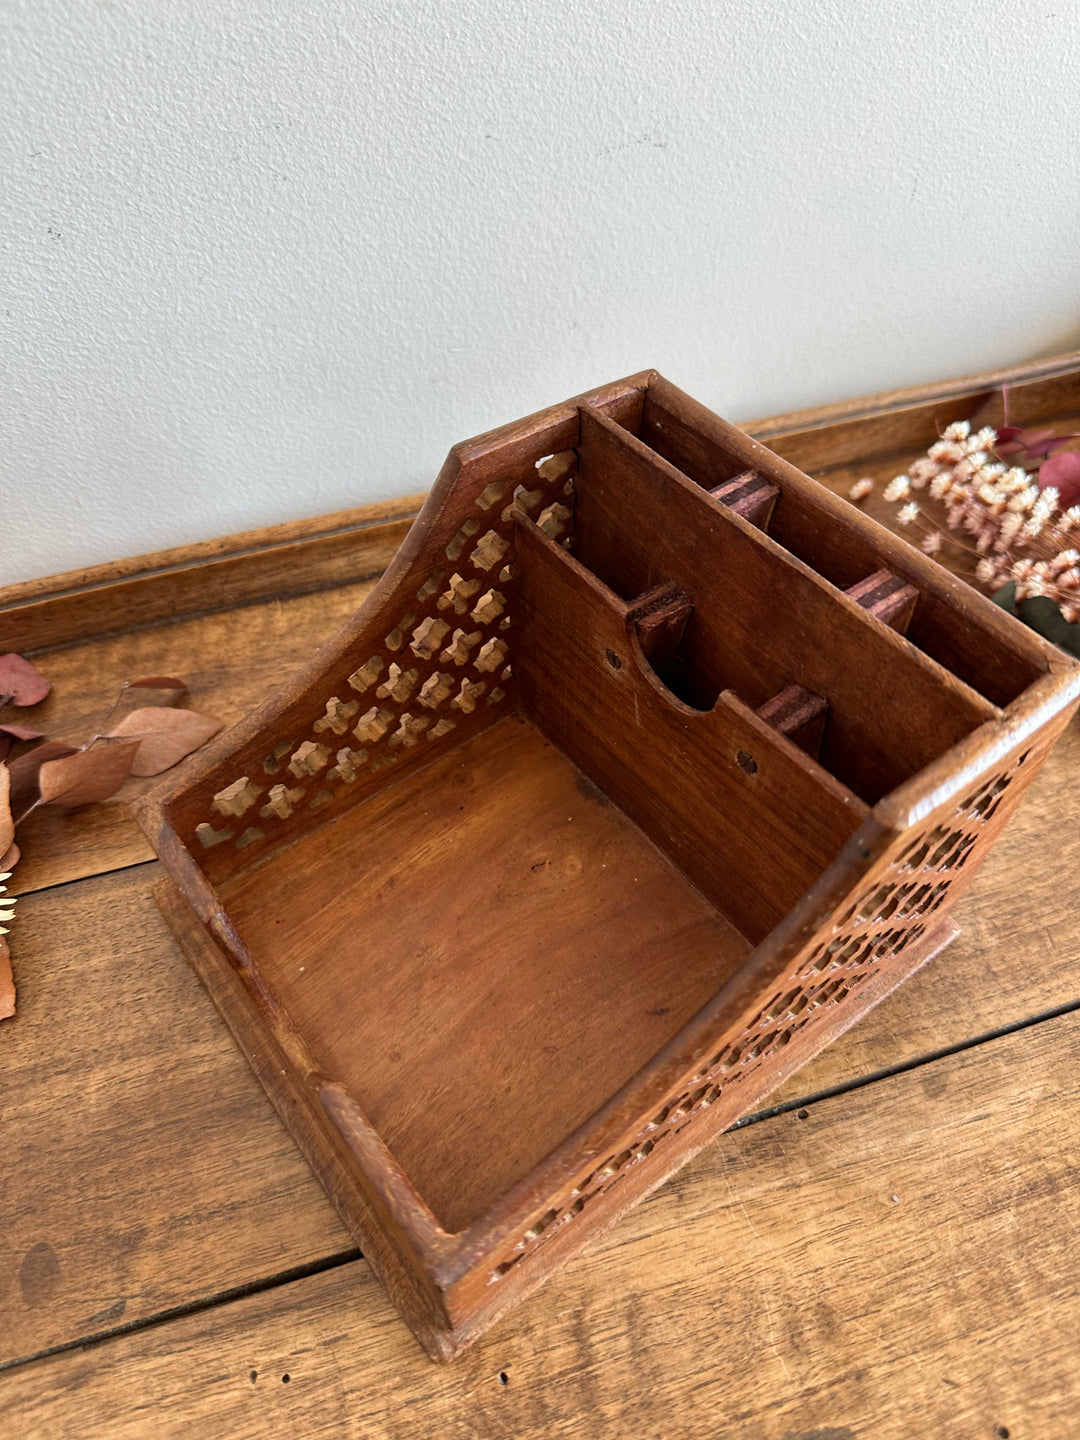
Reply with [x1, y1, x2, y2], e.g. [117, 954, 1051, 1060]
[139, 372, 1080, 1360]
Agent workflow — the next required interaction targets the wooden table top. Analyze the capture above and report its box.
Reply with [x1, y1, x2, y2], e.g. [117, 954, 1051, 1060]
[3, 354, 1080, 1438]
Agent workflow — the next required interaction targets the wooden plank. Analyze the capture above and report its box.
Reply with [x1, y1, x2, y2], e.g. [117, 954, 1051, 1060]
[0, 499, 422, 653]
[745, 347, 1080, 471]
[6, 579, 375, 896]
[0, 711, 1076, 1368]
[4, 1009, 1079, 1436]
[0, 865, 350, 1369]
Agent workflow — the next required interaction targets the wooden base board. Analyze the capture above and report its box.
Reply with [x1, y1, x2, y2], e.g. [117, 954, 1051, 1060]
[154, 873, 959, 1360]
[220, 715, 753, 1232]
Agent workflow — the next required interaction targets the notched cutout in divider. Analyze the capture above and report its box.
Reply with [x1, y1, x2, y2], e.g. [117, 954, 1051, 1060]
[627, 582, 695, 703]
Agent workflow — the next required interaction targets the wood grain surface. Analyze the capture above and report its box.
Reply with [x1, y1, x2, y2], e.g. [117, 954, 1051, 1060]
[4, 353, 1080, 1434]
[2, 710, 1075, 1373]
[0, 865, 349, 1368]
[6, 579, 375, 896]
[4, 1010, 1079, 1439]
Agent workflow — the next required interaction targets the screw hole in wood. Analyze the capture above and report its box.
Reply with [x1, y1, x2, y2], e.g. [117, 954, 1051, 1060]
[736, 750, 757, 776]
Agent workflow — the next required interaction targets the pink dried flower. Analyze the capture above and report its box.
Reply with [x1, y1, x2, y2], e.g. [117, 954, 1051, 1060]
[909, 458, 940, 484]
[921, 532, 943, 556]
[848, 478, 874, 501]
[897, 502, 920, 527]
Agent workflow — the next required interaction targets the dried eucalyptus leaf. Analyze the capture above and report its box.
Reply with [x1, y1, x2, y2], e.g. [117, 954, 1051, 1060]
[38, 738, 140, 806]
[1016, 596, 1074, 647]
[0, 724, 45, 762]
[0, 766, 13, 855]
[0, 934, 14, 1020]
[0, 653, 51, 706]
[108, 707, 222, 776]
[8, 741, 79, 822]
[1, 723, 45, 742]
[991, 581, 1017, 614]
[1038, 451, 1080, 509]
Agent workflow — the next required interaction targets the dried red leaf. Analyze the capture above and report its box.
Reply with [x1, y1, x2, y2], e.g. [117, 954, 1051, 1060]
[108, 707, 222, 776]
[0, 723, 47, 762]
[0, 654, 50, 706]
[1, 722, 46, 742]
[38, 738, 140, 806]
[1038, 451, 1080, 510]
[0, 766, 13, 856]
[7, 741, 79, 822]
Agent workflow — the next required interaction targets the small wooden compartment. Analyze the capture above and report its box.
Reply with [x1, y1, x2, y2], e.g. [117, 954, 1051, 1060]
[141, 372, 1080, 1359]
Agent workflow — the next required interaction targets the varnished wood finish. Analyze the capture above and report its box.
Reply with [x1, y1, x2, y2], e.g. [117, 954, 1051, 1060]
[0, 498, 421, 654]
[222, 716, 753, 1232]
[2, 578, 377, 896]
[134, 371, 1080, 1358]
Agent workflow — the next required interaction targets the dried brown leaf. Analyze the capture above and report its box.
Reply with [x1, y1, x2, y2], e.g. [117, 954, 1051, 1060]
[1, 722, 46, 742]
[109, 707, 222, 776]
[2, 841, 20, 870]
[0, 724, 44, 763]
[0, 934, 13, 1020]
[38, 738, 140, 806]
[0, 766, 12, 855]
[8, 741, 79, 822]
[0, 653, 50, 706]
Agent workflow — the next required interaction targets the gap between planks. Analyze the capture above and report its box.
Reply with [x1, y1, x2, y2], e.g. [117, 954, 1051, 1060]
[3, 982, 1079, 1380]
[0, 1251, 362, 1378]
[3, 1010, 1079, 1438]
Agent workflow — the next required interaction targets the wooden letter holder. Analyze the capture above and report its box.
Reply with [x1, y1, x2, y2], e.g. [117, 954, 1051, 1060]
[140, 373, 1080, 1359]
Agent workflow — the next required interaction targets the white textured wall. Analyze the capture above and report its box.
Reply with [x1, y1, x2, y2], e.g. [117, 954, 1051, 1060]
[3, 0, 1079, 584]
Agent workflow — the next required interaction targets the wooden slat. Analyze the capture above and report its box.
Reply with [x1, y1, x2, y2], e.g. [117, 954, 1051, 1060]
[0, 865, 349, 1369]
[0, 711, 1076, 1368]
[745, 347, 1080, 471]
[0, 500, 422, 654]
[3, 1011, 1079, 1436]
[6, 579, 376, 896]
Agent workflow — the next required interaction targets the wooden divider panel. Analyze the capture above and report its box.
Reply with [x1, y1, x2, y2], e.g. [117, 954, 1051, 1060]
[635, 376, 1049, 706]
[512, 516, 870, 944]
[572, 404, 997, 803]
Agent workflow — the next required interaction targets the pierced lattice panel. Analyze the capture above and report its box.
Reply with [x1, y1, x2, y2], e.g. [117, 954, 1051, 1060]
[191, 453, 577, 862]
[483, 737, 1042, 1288]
